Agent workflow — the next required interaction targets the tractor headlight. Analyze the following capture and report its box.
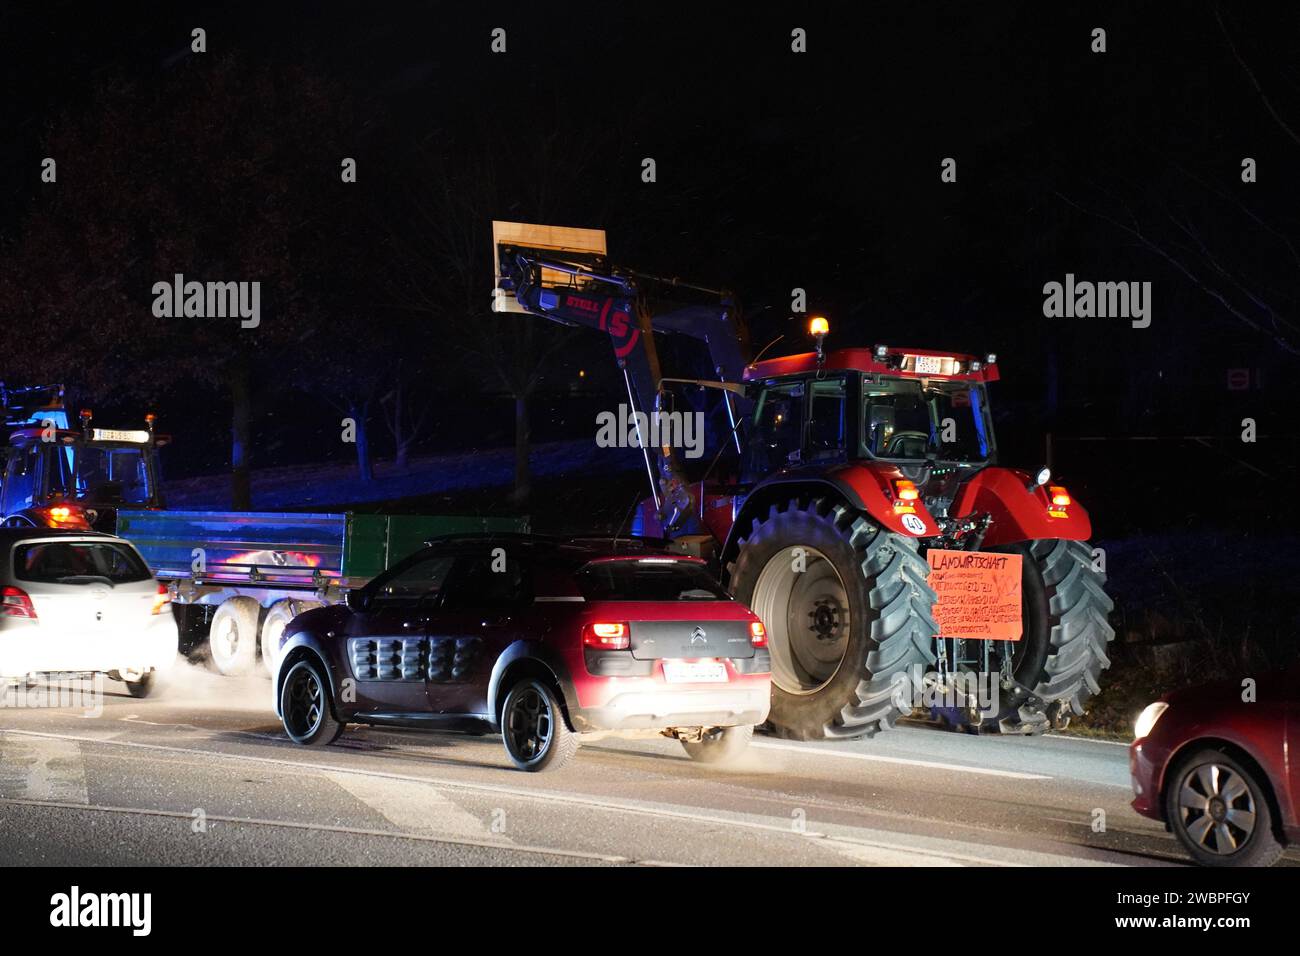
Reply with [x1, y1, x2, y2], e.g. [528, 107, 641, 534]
[1134, 701, 1169, 741]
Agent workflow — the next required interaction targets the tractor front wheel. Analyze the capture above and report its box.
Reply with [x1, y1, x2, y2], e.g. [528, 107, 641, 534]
[728, 498, 937, 740]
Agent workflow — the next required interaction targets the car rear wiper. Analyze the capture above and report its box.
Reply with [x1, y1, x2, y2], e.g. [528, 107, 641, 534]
[56, 574, 115, 586]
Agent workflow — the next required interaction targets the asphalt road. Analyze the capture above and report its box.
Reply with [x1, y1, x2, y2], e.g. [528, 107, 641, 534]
[1, 668, 1295, 867]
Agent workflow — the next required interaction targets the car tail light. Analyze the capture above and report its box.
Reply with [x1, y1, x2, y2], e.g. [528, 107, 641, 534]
[2, 586, 37, 619]
[151, 583, 172, 615]
[749, 621, 768, 647]
[583, 622, 630, 650]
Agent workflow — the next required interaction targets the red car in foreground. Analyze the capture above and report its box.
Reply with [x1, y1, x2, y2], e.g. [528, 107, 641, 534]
[1130, 665, 1298, 866]
[274, 535, 771, 771]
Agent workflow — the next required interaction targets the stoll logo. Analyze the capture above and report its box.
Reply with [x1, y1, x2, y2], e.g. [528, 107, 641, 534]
[49, 886, 151, 936]
[151, 273, 261, 328]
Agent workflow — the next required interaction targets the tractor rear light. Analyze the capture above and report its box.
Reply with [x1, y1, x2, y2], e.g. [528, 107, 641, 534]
[894, 480, 920, 501]
[749, 621, 768, 647]
[1049, 486, 1071, 507]
[583, 622, 630, 650]
[2, 586, 37, 619]
[893, 479, 920, 513]
[39, 505, 90, 529]
[151, 583, 172, 615]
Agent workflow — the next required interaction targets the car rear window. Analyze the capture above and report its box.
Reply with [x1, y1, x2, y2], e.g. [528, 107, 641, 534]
[575, 560, 728, 601]
[12, 541, 152, 584]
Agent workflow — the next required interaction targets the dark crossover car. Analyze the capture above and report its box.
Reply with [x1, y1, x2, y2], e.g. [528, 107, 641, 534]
[1130, 665, 1299, 866]
[273, 535, 772, 771]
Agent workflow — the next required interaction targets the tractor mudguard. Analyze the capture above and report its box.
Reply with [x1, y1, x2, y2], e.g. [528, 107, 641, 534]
[722, 462, 940, 562]
[816, 462, 942, 538]
[951, 466, 1092, 547]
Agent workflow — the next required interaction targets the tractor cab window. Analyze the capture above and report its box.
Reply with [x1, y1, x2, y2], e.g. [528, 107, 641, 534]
[748, 381, 805, 474]
[2, 447, 39, 514]
[46, 444, 153, 505]
[806, 377, 848, 462]
[863, 380, 991, 462]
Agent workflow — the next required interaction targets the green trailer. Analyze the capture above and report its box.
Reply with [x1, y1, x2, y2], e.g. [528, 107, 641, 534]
[116, 510, 528, 676]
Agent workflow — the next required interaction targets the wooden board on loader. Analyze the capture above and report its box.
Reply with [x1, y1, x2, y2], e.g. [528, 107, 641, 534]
[491, 220, 607, 314]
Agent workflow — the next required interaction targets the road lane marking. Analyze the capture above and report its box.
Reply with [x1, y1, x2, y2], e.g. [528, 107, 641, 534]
[323, 771, 499, 841]
[818, 838, 966, 867]
[0, 733, 89, 804]
[750, 740, 1052, 780]
[1045, 733, 1131, 747]
[0, 798, 625, 863]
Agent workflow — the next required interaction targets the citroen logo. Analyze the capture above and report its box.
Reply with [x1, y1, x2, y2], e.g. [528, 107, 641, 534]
[690, 626, 707, 645]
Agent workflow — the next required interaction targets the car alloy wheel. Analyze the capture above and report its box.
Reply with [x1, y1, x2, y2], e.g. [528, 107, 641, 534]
[1176, 762, 1257, 856]
[504, 684, 553, 763]
[284, 666, 325, 739]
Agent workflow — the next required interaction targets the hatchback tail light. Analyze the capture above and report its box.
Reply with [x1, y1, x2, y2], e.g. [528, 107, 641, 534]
[749, 621, 768, 647]
[151, 582, 172, 615]
[2, 586, 37, 619]
[583, 622, 630, 650]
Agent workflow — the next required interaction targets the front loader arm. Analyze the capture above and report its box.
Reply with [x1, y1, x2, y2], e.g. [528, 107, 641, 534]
[497, 245, 750, 531]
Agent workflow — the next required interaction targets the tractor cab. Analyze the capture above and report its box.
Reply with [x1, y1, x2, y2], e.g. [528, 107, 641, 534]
[0, 384, 167, 532]
[740, 344, 1001, 495]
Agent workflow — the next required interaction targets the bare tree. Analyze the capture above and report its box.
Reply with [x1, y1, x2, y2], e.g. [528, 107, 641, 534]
[381, 122, 607, 506]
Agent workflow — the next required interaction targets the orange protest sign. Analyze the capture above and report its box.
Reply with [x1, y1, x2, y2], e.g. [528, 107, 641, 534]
[926, 549, 1023, 641]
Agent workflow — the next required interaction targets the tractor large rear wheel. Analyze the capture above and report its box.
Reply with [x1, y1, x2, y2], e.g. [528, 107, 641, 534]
[728, 498, 937, 740]
[984, 539, 1115, 734]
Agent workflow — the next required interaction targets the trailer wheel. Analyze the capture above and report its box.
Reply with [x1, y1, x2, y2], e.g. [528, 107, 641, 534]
[728, 498, 937, 740]
[208, 598, 262, 676]
[985, 539, 1114, 734]
[260, 601, 320, 677]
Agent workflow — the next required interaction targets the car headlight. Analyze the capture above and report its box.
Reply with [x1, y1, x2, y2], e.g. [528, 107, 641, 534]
[1134, 701, 1169, 740]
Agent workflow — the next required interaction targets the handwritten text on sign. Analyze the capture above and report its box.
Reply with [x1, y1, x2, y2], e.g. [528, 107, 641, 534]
[927, 549, 1023, 641]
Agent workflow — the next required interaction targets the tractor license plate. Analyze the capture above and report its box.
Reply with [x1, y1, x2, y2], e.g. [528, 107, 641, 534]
[662, 660, 728, 684]
[913, 355, 944, 375]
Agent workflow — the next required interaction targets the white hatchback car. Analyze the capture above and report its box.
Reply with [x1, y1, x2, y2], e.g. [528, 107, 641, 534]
[0, 529, 177, 696]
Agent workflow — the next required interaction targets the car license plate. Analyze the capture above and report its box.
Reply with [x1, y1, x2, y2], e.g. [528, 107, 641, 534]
[913, 355, 944, 374]
[662, 660, 728, 683]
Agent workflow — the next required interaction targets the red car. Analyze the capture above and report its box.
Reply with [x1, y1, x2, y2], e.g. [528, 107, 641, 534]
[1130, 664, 1299, 866]
[274, 535, 771, 771]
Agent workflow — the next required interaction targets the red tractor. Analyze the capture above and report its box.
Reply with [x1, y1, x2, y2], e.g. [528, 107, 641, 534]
[495, 223, 1114, 738]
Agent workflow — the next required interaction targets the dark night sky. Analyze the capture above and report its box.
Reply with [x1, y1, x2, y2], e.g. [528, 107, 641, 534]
[1, 2, 1296, 506]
